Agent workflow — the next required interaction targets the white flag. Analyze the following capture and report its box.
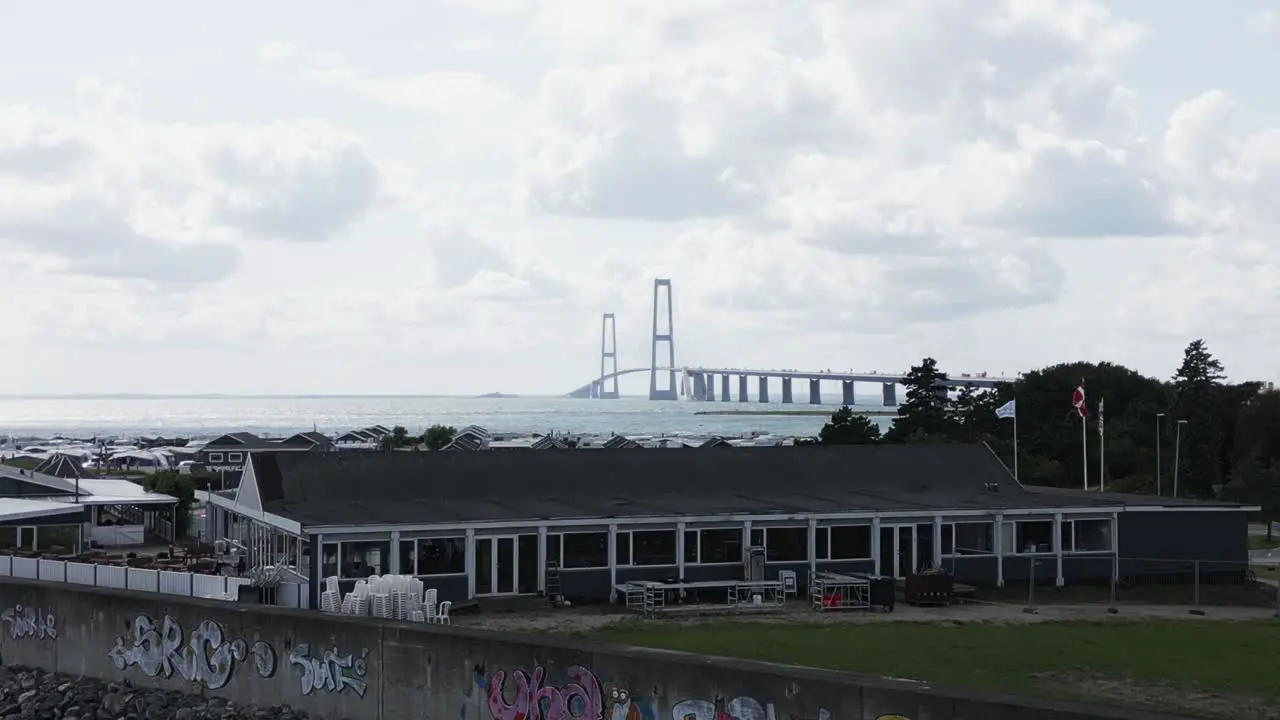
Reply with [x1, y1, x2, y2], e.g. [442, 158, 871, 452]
[995, 399, 1016, 419]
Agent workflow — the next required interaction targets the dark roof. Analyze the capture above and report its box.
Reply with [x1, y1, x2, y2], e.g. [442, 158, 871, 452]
[603, 435, 640, 449]
[1022, 485, 1242, 508]
[205, 432, 264, 447]
[281, 432, 333, 448]
[248, 443, 1223, 529]
[32, 453, 97, 480]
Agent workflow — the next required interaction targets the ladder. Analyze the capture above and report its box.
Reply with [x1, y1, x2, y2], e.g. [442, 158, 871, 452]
[545, 561, 563, 606]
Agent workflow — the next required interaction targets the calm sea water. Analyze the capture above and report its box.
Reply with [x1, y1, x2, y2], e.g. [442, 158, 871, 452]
[0, 395, 895, 439]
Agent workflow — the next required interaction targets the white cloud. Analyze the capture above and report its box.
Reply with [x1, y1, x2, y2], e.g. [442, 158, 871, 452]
[1, 0, 1279, 396]
[1249, 10, 1280, 34]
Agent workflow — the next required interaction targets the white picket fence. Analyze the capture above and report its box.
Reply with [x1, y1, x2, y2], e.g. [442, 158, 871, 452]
[0, 555, 310, 609]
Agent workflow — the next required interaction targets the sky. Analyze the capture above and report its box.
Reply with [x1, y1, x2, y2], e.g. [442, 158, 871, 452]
[2, 0, 1280, 396]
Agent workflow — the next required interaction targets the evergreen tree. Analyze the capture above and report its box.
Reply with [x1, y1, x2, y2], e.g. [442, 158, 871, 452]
[819, 406, 882, 444]
[885, 357, 951, 442]
[1171, 339, 1226, 497]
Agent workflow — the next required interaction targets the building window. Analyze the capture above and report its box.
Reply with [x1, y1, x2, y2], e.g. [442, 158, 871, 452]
[692, 528, 742, 564]
[1006, 520, 1053, 554]
[762, 527, 808, 562]
[944, 522, 995, 556]
[35, 525, 79, 552]
[559, 532, 608, 569]
[683, 530, 698, 563]
[338, 540, 390, 578]
[399, 537, 466, 575]
[207, 452, 223, 462]
[321, 542, 339, 578]
[1065, 519, 1112, 552]
[827, 525, 872, 560]
[548, 534, 562, 567]
[227, 452, 243, 462]
[627, 530, 676, 566]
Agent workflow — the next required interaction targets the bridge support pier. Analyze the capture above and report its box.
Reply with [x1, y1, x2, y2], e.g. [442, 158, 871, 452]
[758, 376, 769, 403]
[781, 378, 793, 404]
[707, 375, 716, 401]
[692, 374, 707, 401]
[738, 375, 749, 402]
[882, 382, 897, 406]
[842, 380, 854, 406]
[721, 374, 731, 402]
[808, 379, 821, 405]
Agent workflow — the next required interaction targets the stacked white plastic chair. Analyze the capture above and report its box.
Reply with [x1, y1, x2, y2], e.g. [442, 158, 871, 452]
[424, 588, 438, 623]
[319, 576, 342, 613]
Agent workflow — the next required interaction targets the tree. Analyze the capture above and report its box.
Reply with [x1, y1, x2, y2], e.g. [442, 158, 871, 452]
[819, 406, 882, 444]
[1230, 385, 1280, 537]
[1171, 339, 1226, 498]
[885, 357, 951, 442]
[420, 424, 457, 451]
[143, 470, 196, 538]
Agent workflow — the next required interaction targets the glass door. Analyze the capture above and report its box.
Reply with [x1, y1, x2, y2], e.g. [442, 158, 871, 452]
[495, 537, 516, 594]
[517, 534, 539, 594]
[476, 538, 494, 595]
[896, 525, 915, 578]
[18, 527, 35, 551]
[878, 526, 894, 577]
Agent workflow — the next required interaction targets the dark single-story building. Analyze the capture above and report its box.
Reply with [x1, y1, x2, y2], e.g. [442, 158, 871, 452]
[194, 432, 334, 487]
[0, 463, 179, 551]
[197, 443, 1256, 609]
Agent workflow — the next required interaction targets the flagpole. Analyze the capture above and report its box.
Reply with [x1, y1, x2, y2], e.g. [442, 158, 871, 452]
[1081, 413, 1088, 491]
[1099, 404, 1105, 493]
[1012, 405, 1019, 482]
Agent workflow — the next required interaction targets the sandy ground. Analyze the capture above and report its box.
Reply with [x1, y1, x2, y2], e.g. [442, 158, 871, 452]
[452, 599, 1279, 633]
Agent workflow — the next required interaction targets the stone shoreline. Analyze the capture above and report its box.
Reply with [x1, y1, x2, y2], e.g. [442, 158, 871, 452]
[0, 666, 343, 720]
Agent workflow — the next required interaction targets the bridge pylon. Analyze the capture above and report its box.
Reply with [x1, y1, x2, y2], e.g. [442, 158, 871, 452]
[648, 278, 678, 400]
[598, 313, 619, 399]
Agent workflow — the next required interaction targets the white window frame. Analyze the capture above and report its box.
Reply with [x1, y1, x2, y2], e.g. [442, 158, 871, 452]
[207, 452, 224, 462]
[684, 527, 742, 565]
[753, 525, 809, 563]
[941, 521, 997, 557]
[398, 536, 467, 576]
[816, 524, 874, 561]
[227, 452, 244, 463]
[1003, 520, 1055, 555]
[616, 529, 677, 568]
[550, 530, 610, 570]
[1063, 517, 1113, 554]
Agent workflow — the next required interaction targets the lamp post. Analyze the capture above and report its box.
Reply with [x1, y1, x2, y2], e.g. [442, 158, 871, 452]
[1173, 419, 1188, 498]
[1155, 413, 1165, 496]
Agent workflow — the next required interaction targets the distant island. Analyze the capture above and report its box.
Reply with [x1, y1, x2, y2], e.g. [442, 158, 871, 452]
[477, 392, 519, 399]
[694, 408, 898, 417]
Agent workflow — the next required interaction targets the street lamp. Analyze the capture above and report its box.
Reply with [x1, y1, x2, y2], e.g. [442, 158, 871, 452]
[1173, 419, 1189, 498]
[1155, 413, 1165, 496]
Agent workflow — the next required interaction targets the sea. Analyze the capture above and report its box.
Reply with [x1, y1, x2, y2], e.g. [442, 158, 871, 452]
[0, 395, 894, 440]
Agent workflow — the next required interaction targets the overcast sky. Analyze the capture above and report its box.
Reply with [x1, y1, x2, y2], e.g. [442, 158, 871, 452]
[2, 0, 1279, 396]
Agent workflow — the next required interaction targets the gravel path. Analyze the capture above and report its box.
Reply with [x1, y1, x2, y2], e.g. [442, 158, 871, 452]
[0, 666, 341, 720]
[454, 601, 1279, 633]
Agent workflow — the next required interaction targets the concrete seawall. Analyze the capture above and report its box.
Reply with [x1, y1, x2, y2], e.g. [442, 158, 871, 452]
[0, 579, 1196, 720]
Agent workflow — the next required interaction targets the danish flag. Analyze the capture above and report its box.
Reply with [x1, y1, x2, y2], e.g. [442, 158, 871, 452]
[1072, 384, 1088, 418]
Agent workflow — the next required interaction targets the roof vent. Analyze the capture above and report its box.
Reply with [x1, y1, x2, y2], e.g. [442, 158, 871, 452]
[984, 482, 1000, 492]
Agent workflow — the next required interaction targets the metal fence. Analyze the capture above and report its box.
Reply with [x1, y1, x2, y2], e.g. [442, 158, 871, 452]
[974, 556, 1280, 617]
[0, 555, 311, 609]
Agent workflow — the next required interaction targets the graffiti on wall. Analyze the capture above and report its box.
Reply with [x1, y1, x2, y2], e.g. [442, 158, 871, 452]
[487, 665, 604, 720]
[288, 643, 370, 697]
[0, 605, 57, 640]
[107, 614, 277, 690]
